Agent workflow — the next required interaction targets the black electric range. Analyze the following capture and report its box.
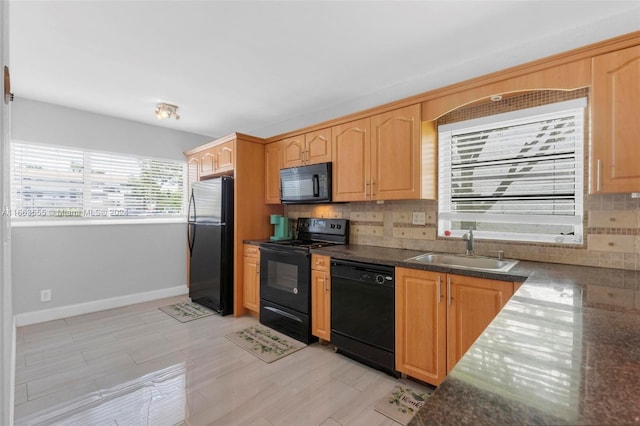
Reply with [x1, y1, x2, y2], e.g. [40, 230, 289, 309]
[259, 218, 349, 343]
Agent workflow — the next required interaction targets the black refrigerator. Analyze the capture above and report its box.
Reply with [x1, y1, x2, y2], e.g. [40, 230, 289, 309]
[187, 176, 234, 316]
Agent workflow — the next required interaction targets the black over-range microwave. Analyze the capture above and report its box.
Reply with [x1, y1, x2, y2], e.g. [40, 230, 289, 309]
[280, 162, 332, 204]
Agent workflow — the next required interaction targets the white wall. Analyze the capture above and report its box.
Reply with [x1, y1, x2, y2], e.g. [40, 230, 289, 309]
[11, 98, 210, 319]
[12, 98, 207, 160]
[1, 0, 15, 423]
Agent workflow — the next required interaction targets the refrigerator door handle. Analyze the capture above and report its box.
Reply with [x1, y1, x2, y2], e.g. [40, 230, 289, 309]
[188, 190, 196, 222]
[187, 223, 196, 255]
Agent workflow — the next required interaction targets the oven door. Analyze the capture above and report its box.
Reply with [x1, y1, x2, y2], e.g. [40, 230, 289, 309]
[259, 246, 311, 314]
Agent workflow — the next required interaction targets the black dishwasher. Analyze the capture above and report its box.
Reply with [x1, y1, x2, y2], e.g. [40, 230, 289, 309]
[330, 259, 397, 376]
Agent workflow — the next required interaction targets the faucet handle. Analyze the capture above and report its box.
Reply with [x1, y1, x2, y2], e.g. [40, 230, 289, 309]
[489, 250, 505, 260]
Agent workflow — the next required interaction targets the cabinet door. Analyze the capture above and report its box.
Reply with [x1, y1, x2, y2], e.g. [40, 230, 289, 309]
[592, 45, 640, 193]
[265, 141, 284, 204]
[446, 274, 513, 372]
[216, 141, 234, 173]
[200, 149, 217, 177]
[331, 117, 371, 202]
[282, 135, 306, 168]
[305, 128, 332, 165]
[242, 245, 260, 313]
[371, 104, 421, 200]
[395, 267, 447, 386]
[311, 270, 331, 340]
[312, 254, 330, 273]
[187, 155, 200, 192]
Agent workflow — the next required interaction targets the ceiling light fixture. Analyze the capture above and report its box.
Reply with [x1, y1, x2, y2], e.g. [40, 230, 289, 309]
[155, 103, 180, 120]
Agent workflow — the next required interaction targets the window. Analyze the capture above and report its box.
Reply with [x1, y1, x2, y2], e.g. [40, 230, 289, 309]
[10, 142, 186, 222]
[438, 98, 586, 244]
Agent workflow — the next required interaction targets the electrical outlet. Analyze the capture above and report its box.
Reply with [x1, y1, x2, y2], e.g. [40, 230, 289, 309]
[40, 289, 51, 302]
[412, 211, 426, 225]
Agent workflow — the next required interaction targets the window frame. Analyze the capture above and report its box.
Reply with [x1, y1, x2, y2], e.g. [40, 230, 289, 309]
[437, 98, 587, 245]
[9, 140, 188, 226]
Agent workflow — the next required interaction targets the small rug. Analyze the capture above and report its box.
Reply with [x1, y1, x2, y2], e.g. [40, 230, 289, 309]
[159, 301, 215, 323]
[374, 385, 431, 425]
[225, 324, 305, 363]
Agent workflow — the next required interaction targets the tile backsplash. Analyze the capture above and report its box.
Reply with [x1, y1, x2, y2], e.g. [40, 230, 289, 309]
[284, 194, 640, 271]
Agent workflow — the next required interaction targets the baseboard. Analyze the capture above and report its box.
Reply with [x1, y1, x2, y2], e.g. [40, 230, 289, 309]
[15, 285, 188, 327]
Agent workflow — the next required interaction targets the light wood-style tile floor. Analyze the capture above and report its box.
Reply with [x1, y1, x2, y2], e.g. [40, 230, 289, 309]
[14, 296, 433, 425]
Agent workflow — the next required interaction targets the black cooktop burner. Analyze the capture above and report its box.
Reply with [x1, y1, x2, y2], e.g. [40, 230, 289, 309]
[260, 218, 349, 252]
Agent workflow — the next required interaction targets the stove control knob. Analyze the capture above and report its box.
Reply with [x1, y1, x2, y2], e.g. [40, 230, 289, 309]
[293, 288, 298, 295]
[375, 275, 385, 284]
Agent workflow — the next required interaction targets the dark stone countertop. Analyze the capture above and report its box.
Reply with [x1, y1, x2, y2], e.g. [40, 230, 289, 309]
[310, 244, 640, 426]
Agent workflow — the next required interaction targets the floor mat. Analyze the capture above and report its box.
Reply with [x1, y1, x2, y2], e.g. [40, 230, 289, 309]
[225, 324, 305, 363]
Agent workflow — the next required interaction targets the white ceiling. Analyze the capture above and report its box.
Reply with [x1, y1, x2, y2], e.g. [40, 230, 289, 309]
[9, 1, 640, 139]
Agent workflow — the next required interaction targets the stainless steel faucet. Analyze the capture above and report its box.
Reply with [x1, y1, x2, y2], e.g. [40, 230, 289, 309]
[462, 229, 475, 256]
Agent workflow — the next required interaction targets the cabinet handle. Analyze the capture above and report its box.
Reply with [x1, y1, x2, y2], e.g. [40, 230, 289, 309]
[596, 159, 601, 192]
[371, 179, 375, 198]
[436, 275, 441, 303]
[447, 276, 452, 305]
[324, 274, 328, 294]
[365, 181, 370, 199]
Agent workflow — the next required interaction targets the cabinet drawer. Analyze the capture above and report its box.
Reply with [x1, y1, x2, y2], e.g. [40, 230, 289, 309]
[243, 244, 260, 258]
[312, 254, 330, 272]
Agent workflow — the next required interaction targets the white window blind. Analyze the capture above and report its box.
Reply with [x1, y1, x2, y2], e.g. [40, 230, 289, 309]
[438, 98, 586, 244]
[10, 142, 186, 221]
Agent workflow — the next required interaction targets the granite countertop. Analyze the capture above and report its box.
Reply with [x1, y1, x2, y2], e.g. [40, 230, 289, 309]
[310, 244, 640, 426]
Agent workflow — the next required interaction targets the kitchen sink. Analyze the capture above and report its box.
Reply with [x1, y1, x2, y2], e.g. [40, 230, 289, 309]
[404, 252, 519, 273]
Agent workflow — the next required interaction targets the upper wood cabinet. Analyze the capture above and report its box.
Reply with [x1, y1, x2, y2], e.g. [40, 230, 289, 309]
[282, 135, 305, 168]
[200, 140, 234, 178]
[332, 117, 371, 201]
[395, 267, 515, 386]
[186, 156, 200, 194]
[591, 44, 640, 194]
[283, 128, 332, 168]
[332, 104, 422, 202]
[371, 104, 421, 200]
[265, 140, 284, 204]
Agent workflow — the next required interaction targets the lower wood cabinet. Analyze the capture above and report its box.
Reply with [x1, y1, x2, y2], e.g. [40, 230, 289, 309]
[395, 267, 515, 386]
[311, 255, 331, 340]
[242, 244, 260, 313]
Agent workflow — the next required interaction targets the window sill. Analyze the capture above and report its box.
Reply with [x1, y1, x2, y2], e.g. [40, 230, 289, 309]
[11, 217, 187, 228]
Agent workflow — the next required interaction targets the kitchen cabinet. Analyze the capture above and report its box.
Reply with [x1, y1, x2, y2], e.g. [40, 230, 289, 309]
[242, 244, 260, 313]
[311, 254, 331, 340]
[187, 156, 199, 190]
[265, 140, 284, 204]
[591, 44, 640, 194]
[332, 104, 421, 202]
[445, 273, 514, 372]
[395, 268, 447, 385]
[200, 140, 234, 178]
[395, 267, 514, 386]
[283, 128, 332, 168]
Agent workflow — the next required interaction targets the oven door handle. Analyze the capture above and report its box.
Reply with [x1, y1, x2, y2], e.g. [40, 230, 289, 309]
[260, 246, 310, 258]
[263, 306, 303, 323]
